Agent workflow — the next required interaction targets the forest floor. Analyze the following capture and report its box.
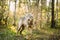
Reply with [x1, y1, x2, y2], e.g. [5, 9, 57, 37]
[0, 24, 60, 40]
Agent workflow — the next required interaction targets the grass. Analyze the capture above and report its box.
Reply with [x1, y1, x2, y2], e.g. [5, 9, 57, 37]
[0, 18, 60, 40]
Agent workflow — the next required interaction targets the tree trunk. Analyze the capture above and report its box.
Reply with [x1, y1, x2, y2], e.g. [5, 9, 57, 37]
[51, 0, 55, 28]
[40, 0, 42, 27]
[56, 0, 58, 25]
[13, 0, 16, 26]
[7, 0, 10, 26]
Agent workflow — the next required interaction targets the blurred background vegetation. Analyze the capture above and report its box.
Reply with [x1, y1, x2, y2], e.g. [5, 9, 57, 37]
[0, 0, 60, 40]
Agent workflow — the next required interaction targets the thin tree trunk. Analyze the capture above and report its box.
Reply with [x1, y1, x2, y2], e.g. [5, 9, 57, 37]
[1, 0, 4, 25]
[47, 1, 50, 27]
[7, 0, 10, 26]
[56, 0, 58, 24]
[36, 0, 39, 26]
[13, 0, 16, 26]
[40, 0, 42, 28]
[51, 0, 55, 28]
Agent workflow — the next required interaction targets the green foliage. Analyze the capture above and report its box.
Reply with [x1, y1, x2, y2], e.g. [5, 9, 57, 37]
[0, 0, 9, 26]
[0, 28, 16, 40]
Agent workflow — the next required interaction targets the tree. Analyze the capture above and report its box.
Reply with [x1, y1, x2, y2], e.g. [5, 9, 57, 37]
[56, 0, 58, 26]
[46, 0, 51, 27]
[13, 0, 16, 26]
[0, 0, 3, 25]
[51, 0, 55, 28]
[40, 0, 46, 27]
[6, 0, 10, 26]
[0, 0, 7, 25]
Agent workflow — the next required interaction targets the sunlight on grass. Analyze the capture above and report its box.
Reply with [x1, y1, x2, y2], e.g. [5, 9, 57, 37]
[22, 30, 29, 35]
[39, 27, 58, 35]
[9, 26, 17, 33]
